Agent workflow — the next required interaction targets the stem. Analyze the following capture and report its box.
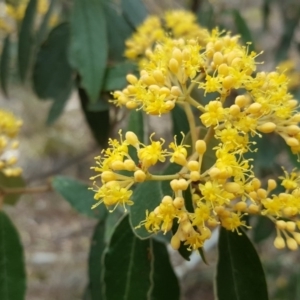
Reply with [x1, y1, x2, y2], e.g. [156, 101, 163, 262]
[186, 73, 204, 95]
[0, 184, 52, 195]
[186, 96, 205, 112]
[204, 126, 215, 144]
[183, 102, 198, 152]
[148, 174, 180, 181]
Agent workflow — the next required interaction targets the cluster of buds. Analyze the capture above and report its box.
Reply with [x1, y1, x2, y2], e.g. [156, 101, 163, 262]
[91, 10, 300, 251]
[0, 109, 22, 176]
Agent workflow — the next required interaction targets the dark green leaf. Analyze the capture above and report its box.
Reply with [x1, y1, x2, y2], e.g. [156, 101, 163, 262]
[52, 176, 107, 220]
[103, 2, 133, 61]
[103, 62, 137, 92]
[216, 227, 269, 300]
[232, 9, 255, 52]
[87, 220, 106, 300]
[0, 173, 25, 206]
[130, 180, 163, 239]
[79, 88, 110, 147]
[104, 215, 151, 300]
[0, 35, 11, 97]
[69, 0, 108, 103]
[275, 6, 300, 62]
[18, 0, 37, 81]
[150, 239, 180, 300]
[252, 216, 275, 244]
[46, 80, 73, 125]
[0, 211, 26, 300]
[36, 0, 57, 45]
[121, 0, 148, 28]
[33, 23, 73, 100]
[171, 104, 190, 144]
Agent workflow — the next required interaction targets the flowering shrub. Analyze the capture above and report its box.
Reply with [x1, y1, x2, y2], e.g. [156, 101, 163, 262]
[1, 1, 300, 299]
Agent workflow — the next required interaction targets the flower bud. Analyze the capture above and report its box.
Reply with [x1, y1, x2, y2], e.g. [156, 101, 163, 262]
[287, 237, 298, 251]
[162, 196, 173, 205]
[286, 221, 296, 232]
[195, 140, 206, 154]
[274, 236, 285, 249]
[173, 197, 184, 209]
[153, 70, 165, 83]
[171, 234, 181, 250]
[126, 74, 138, 84]
[134, 170, 146, 182]
[257, 122, 276, 133]
[125, 131, 139, 147]
[187, 160, 200, 171]
[276, 220, 286, 230]
[169, 58, 179, 74]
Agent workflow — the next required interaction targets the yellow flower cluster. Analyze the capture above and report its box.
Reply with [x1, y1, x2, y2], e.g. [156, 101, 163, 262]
[91, 10, 300, 252]
[0, 109, 22, 176]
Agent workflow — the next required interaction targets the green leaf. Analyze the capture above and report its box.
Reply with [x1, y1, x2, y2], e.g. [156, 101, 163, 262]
[87, 220, 106, 300]
[0, 211, 26, 300]
[18, 0, 37, 82]
[79, 88, 110, 147]
[104, 215, 152, 300]
[52, 176, 107, 220]
[252, 215, 275, 244]
[276, 6, 300, 62]
[130, 180, 163, 239]
[216, 227, 269, 300]
[121, 0, 148, 28]
[36, 0, 57, 45]
[103, 2, 134, 61]
[33, 23, 73, 100]
[0, 173, 25, 206]
[150, 239, 180, 300]
[171, 104, 190, 144]
[33, 23, 73, 124]
[232, 9, 255, 52]
[0, 34, 11, 97]
[69, 0, 108, 103]
[103, 62, 137, 92]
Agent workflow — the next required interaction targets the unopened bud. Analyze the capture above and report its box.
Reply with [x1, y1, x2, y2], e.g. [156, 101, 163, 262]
[274, 236, 285, 249]
[195, 140, 206, 154]
[134, 170, 146, 182]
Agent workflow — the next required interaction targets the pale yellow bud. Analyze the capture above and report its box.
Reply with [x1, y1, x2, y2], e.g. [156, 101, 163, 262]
[126, 101, 138, 109]
[247, 102, 262, 114]
[292, 232, 300, 244]
[257, 122, 276, 133]
[252, 178, 261, 190]
[173, 197, 184, 209]
[134, 170, 146, 182]
[274, 236, 285, 249]
[172, 48, 183, 63]
[182, 48, 190, 60]
[248, 191, 257, 201]
[187, 160, 200, 171]
[126, 74, 138, 84]
[287, 99, 298, 108]
[124, 159, 136, 171]
[190, 171, 201, 182]
[283, 207, 297, 217]
[223, 76, 235, 89]
[218, 63, 229, 76]
[214, 206, 225, 215]
[286, 125, 300, 135]
[213, 52, 223, 66]
[111, 161, 125, 170]
[276, 220, 286, 230]
[200, 227, 211, 239]
[229, 104, 240, 116]
[224, 182, 240, 193]
[286, 137, 299, 147]
[286, 221, 296, 232]
[291, 113, 300, 122]
[169, 58, 179, 74]
[248, 204, 260, 214]
[153, 70, 165, 83]
[235, 95, 247, 107]
[162, 196, 173, 205]
[195, 140, 206, 154]
[149, 84, 160, 93]
[101, 171, 116, 182]
[257, 188, 267, 199]
[170, 86, 181, 97]
[209, 167, 221, 179]
[226, 51, 238, 65]
[154, 206, 160, 215]
[207, 218, 219, 227]
[127, 85, 137, 93]
[181, 221, 193, 234]
[178, 179, 188, 190]
[125, 131, 139, 147]
[159, 87, 170, 96]
[287, 237, 298, 250]
[171, 234, 181, 250]
[170, 179, 179, 191]
[214, 40, 223, 51]
[267, 179, 277, 191]
[234, 201, 247, 212]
